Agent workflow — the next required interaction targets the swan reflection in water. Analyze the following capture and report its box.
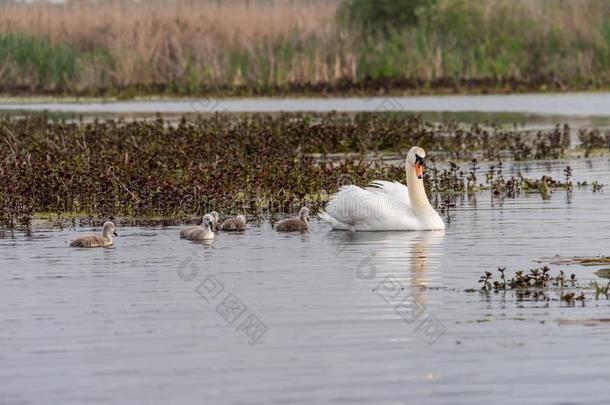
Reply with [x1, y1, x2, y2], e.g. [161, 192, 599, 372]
[323, 229, 445, 304]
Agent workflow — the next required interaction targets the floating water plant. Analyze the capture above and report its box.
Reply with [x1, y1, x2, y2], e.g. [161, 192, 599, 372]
[474, 267, 607, 304]
[478, 266, 576, 291]
[578, 128, 610, 157]
[590, 281, 610, 299]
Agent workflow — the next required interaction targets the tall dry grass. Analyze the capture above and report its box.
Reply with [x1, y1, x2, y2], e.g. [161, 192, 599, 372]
[0, 0, 345, 91]
[0, 0, 608, 95]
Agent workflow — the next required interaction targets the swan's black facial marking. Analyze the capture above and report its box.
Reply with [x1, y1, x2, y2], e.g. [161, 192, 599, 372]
[113, 231, 118, 236]
[414, 154, 425, 179]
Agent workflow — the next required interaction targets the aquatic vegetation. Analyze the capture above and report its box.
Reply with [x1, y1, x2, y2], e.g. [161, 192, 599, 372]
[538, 255, 610, 266]
[427, 160, 577, 199]
[478, 267, 576, 291]
[475, 267, 607, 304]
[590, 281, 610, 299]
[594, 269, 610, 279]
[0, 113, 604, 228]
[578, 128, 610, 157]
[591, 181, 604, 192]
[558, 318, 610, 326]
[563, 166, 573, 192]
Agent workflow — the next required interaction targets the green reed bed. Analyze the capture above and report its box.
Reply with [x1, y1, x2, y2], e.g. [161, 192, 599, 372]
[0, 0, 609, 97]
[0, 112, 607, 228]
[0, 33, 81, 93]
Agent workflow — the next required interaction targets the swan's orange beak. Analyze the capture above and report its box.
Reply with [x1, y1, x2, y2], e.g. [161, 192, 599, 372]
[415, 162, 424, 179]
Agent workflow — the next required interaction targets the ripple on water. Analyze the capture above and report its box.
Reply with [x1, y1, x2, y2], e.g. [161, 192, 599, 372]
[1, 158, 610, 404]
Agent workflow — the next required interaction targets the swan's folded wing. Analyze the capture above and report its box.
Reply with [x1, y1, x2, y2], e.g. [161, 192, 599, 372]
[325, 185, 410, 226]
[366, 181, 411, 208]
[180, 226, 199, 239]
[70, 235, 106, 247]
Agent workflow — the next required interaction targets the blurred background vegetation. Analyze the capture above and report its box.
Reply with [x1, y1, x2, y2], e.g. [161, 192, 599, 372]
[0, 0, 608, 96]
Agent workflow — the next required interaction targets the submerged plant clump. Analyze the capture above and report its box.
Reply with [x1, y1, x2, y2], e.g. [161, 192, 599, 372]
[0, 113, 604, 228]
[578, 128, 610, 158]
[474, 267, 610, 304]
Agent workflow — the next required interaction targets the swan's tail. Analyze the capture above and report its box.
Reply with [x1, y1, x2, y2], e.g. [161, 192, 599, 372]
[318, 211, 351, 230]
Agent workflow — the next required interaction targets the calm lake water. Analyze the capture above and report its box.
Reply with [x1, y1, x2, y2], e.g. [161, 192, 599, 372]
[2, 157, 610, 404]
[1, 92, 610, 128]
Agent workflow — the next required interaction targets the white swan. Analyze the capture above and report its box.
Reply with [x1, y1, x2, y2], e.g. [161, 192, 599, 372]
[319, 146, 444, 231]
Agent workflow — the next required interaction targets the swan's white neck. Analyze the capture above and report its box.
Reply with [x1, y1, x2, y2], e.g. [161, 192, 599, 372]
[406, 165, 434, 214]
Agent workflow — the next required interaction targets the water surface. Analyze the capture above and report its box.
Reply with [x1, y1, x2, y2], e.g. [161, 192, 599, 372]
[1, 92, 609, 128]
[2, 158, 610, 404]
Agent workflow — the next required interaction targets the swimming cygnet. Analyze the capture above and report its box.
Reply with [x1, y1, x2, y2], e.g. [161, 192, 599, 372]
[70, 221, 117, 248]
[276, 207, 309, 232]
[209, 211, 221, 231]
[180, 213, 215, 241]
[220, 215, 247, 231]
